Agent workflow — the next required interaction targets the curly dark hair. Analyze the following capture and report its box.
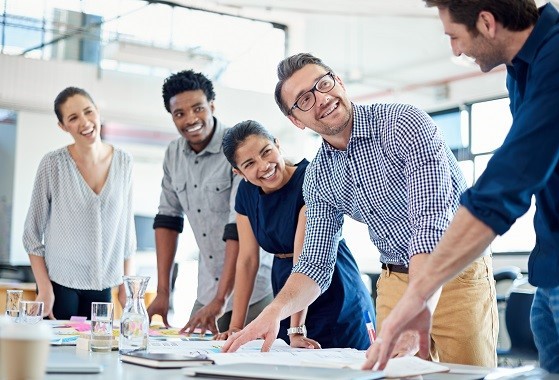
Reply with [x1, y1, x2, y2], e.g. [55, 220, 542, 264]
[162, 70, 216, 113]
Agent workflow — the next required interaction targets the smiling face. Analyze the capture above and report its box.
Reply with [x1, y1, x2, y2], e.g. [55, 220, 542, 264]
[233, 134, 291, 194]
[439, 7, 505, 73]
[282, 64, 353, 143]
[57, 94, 101, 144]
[169, 89, 215, 153]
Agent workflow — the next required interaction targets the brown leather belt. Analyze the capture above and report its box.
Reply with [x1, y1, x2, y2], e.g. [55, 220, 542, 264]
[381, 263, 409, 274]
[274, 253, 294, 259]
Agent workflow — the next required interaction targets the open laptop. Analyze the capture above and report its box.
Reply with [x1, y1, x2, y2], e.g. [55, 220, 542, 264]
[46, 350, 103, 374]
[183, 363, 384, 380]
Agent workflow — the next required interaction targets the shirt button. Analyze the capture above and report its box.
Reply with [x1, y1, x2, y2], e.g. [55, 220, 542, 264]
[203, 233, 207, 237]
[216, 187, 219, 191]
[194, 184, 197, 188]
[209, 255, 213, 259]
[195, 160, 199, 164]
[215, 277, 219, 281]
[197, 209, 201, 213]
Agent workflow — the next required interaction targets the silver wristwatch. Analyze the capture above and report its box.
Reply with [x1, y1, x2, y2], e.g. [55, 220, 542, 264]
[286, 325, 307, 337]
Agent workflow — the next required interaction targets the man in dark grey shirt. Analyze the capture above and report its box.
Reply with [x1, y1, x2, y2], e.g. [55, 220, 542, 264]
[147, 70, 273, 335]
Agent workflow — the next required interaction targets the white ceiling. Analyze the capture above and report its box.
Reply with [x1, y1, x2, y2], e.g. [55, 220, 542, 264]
[172, 0, 557, 109]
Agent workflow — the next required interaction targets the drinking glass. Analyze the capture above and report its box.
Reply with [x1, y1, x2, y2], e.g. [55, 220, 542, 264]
[18, 301, 44, 324]
[5, 290, 23, 322]
[90, 302, 114, 352]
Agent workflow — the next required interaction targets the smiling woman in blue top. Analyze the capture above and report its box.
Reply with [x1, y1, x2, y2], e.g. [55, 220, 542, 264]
[218, 120, 375, 349]
[23, 87, 135, 320]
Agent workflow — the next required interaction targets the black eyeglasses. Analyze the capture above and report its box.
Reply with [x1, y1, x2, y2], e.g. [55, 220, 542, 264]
[288, 72, 336, 115]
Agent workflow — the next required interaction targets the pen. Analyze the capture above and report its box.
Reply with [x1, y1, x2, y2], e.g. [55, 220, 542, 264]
[51, 335, 79, 345]
[61, 336, 79, 343]
[364, 310, 376, 344]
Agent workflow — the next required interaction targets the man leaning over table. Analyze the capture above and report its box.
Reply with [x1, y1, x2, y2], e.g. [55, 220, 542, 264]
[146, 70, 273, 335]
[223, 52, 498, 367]
[365, 0, 559, 374]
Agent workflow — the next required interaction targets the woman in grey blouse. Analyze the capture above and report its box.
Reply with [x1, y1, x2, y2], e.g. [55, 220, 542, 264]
[23, 87, 136, 320]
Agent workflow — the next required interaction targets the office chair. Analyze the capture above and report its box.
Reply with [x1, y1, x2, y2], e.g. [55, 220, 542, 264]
[494, 266, 523, 351]
[497, 277, 539, 367]
[494, 266, 523, 302]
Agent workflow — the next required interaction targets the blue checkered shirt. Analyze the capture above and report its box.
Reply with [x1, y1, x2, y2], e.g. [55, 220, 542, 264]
[296, 103, 467, 292]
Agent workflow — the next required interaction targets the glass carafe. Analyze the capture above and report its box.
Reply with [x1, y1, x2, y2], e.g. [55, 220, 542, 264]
[119, 276, 150, 353]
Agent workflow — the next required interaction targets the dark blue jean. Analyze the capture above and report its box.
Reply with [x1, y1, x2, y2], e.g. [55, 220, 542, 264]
[531, 286, 559, 373]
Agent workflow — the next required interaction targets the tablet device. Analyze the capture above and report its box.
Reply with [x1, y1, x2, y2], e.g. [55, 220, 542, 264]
[121, 351, 214, 368]
[46, 350, 103, 374]
[183, 363, 384, 380]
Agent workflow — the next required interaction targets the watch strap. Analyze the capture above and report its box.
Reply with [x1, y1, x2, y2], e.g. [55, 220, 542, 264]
[286, 325, 307, 336]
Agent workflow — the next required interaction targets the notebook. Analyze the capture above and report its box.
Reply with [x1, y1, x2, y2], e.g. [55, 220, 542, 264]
[46, 350, 103, 374]
[121, 351, 214, 369]
[183, 363, 384, 380]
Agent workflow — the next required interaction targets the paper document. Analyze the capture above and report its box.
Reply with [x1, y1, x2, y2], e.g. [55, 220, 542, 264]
[184, 363, 384, 380]
[148, 338, 291, 355]
[297, 352, 449, 377]
[209, 349, 448, 378]
[383, 356, 449, 378]
[210, 348, 362, 366]
[149, 326, 213, 340]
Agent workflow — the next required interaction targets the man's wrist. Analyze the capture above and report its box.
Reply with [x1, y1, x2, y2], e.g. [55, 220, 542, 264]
[287, 325, 307, 337]
[211, 296, 226, 305]
[156, 288, 170, 296]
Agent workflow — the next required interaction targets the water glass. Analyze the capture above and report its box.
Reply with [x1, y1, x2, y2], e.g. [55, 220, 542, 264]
[18, 301, 44, 324]
[5, 290, 23, 322]
[90, 302, 114, 352]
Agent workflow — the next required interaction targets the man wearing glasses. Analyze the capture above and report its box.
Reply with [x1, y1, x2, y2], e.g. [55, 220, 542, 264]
[223, 53, 497, 367]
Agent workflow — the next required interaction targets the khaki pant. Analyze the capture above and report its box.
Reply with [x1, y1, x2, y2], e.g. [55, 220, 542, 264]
[376, 256, 498, 367]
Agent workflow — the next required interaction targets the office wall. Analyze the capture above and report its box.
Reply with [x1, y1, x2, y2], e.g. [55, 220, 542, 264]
[0, 54, 312, 264]
[0, 121, 16, 261]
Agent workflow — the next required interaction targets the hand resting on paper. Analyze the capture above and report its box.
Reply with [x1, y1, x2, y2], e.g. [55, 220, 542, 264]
[289, 334, 321, 349]
[214, 327, 241, 341]
[181, 299, 224, 336]
[389, 330, 420, 358]
[222, 306, 282, 352]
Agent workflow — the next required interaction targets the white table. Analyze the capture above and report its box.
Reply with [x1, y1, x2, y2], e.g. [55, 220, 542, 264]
[47, 346, 187, 380]
[45, 346, 558, 380]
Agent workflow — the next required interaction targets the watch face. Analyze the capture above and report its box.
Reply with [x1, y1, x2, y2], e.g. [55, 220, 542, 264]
[287, 326, 306, 336]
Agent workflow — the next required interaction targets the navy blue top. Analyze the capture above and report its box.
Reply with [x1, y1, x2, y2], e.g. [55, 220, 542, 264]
[460, 3, 559, 288]
[235, 159, 375, 349]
